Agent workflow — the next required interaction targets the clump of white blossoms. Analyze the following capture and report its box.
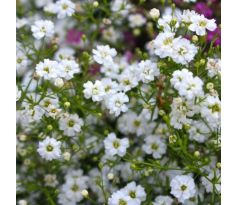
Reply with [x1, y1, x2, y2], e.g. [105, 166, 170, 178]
[170, 175, 196, 203]
[206, 58, 221, 77]
[93, 45, 117, 66]
[55, 0, 75, 19]
[31, 20, 54, 40]
[59, 113, 84, 137]
[83, 80, 106, 102]
[37, 137, 62, 161]
[104, 132, 129, 157]
[137, 60, 160, 83]
[142, 135, 167, 159]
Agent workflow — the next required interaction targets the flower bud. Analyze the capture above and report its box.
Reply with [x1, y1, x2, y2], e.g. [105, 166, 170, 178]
[107, 173, 114, 180]
[63, 152, 71, 161]
[93, 1, 99, 7]
[169, 135, 177, 144]
[64, 102, 71, 108]
[206, 82, 214, 90]
[18, 200, 27, 205]
[81, 189, 89, 197]
[192, 35, 198, 43]
[133, 28, 141, 36]
[194, 151, 200, 157]
[216, 162, 221, 169]
[54, 78, 64, 88]
[47, 124, 53, 131]
[19, 134, 27, 141]
[149, 8, 160, 19]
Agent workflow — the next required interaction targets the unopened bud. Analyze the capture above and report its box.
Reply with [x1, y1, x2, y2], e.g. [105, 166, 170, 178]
[63, 152, 71, 161]
[81, 189, 89, 197]
[64, 102, 70, 108]
[149, 8, 160, 19]
[169, 135, 177, 144]
[54, 78, 64, 88]
[107, 173, 114, 180]
[194, 151, 200, 157]
[192, 35, 198, 43]
[93, 1, 99, 8]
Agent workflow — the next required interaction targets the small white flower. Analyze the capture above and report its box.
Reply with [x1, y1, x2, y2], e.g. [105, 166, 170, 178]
[37, 137, 61, 161]
[122, 181, 146, 204]
[93, 45, 117, 66]
[58, 59, 80, 80]
[142, 135, 167, 159]
[172, 38, 198, 65]
[138, 60, 160, 83]
[153, 195, 173, 205]
[106, 92, 129, 116]
[153, 32, 175, 58]
[128, 14, 146, 28]
[59, 113, 84, 137]
[31, 20, 54, 40]
[189, 14, 217, 36]
[206, 58, 221, 77]
[108, 190, 135, 205]
[83, 80, 106, 102]
[44, 174, 58, 187]
[56, 0, 75, 19]
[170, 175, 196, 203]
[104, 132, 129, 157]
[36, 59, 59, 80]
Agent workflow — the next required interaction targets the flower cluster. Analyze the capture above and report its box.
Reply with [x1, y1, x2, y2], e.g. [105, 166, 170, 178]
[16, 0, 221, 204]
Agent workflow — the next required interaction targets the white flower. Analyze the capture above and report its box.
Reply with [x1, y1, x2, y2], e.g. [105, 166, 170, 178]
[121, 182, 146, 204]
[101, 78, 119, 97]
[142, 135, 167, 159]
[106, 92, 129, 116]
[45, 104, 61, 118]
[108, 190, 135, 205]
[153, 32, 175, 58]
[118, 68, 139, 92]
[170, 69, 204, 100]
[201, 170, 221, 193]
[170, 175, 196, 203]
[206, 58, 221, 77]
[83, 80, 106, 102]
[104, 132, 129, 157]
[158, 15, 179, 32]
[44, 174, 58, 187]
[189, 14, 217, 36]
[93, 45, 117, 66]
[16, 50, 28, 75]
[188, 120, 211, 143]
[128, 14, 146, 28]
[172, 38, 198, 65]
[111, 0, 132, 17]
[56, 0, 75, 19]
[31, 20, 54, 40]
[59, 113, 84, 137]
[58, 59, 80, 80]
[102, 27, 121, 43]
[36, 59, 59, 80]
[149, 8, 160, 19]
[37, 137, 61, 161]
[101, 63, 120, 79]
[137, 60, 160, 83]
[200, 95, 221, 130]
[153, 196, 173, 205]
[18, 200, 28, 205]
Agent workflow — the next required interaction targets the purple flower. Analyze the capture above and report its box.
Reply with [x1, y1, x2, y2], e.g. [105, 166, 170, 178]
[207, 27, 221, 46]
[194, 2, 213, 18]
[66, 29, 84, 45]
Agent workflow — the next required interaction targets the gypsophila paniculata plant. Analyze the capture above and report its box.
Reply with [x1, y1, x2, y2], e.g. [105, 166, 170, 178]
[16, 0, 221, 204]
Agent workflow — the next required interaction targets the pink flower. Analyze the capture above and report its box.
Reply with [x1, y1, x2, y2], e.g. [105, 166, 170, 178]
[66, 29, 84, 45]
